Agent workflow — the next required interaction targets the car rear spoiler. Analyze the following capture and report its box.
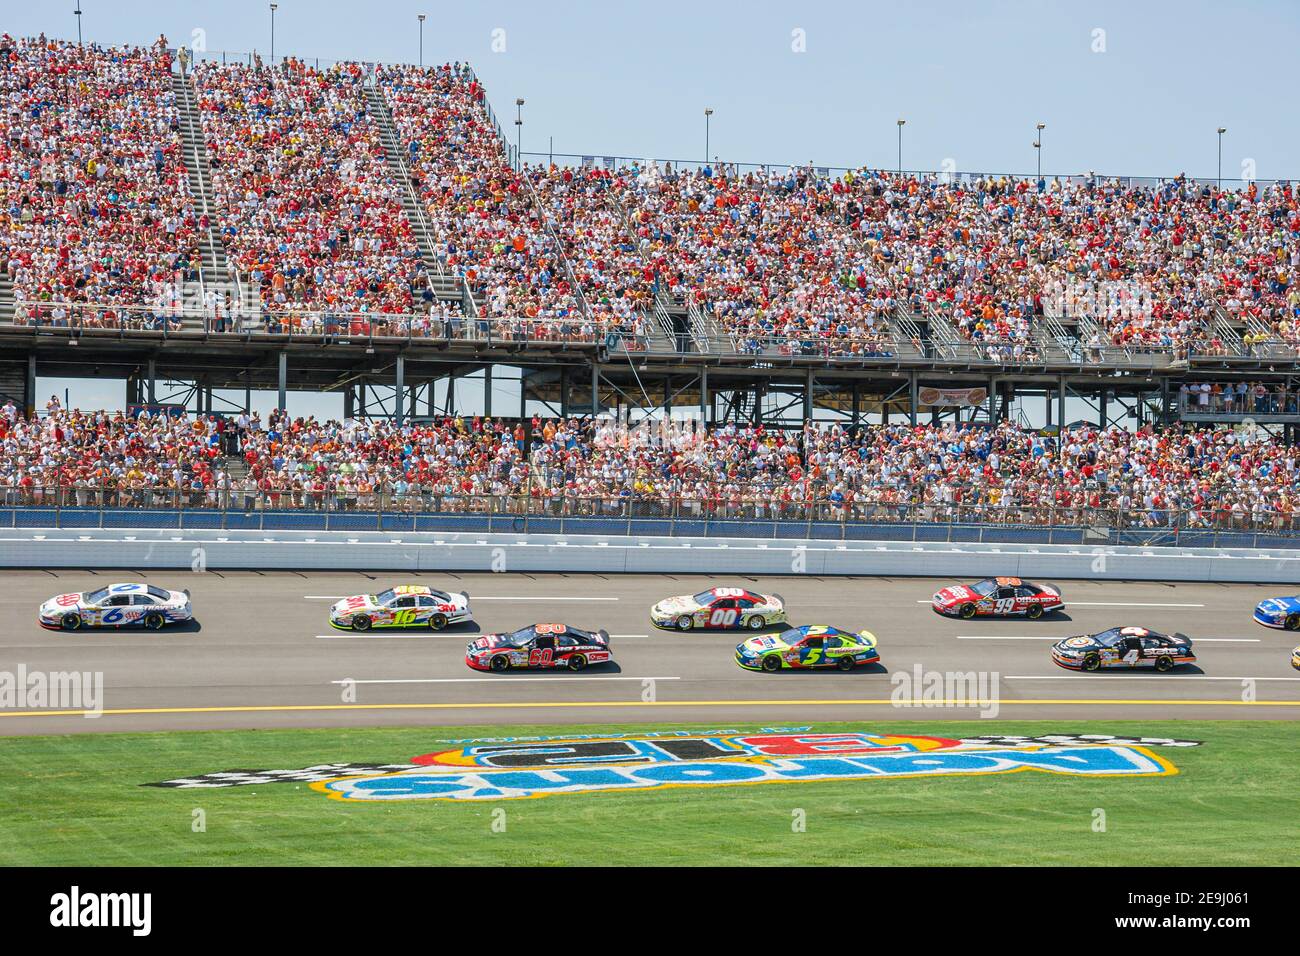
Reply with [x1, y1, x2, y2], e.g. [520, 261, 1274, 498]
[771, 593, 785, 605]
[597, 629, 611, 647]
[183, 588, 190, 598]
[1045, 583, 1062, 598]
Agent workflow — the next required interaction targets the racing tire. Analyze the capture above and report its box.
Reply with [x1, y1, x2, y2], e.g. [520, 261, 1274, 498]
[761, 655, 782, 673]
[836, 656, 856, 672]
[1026, 604, 1044, 620]
[351, 614, 371, 632]
[429, 613, 448, 631]
[567, 654, 587, 672]
[142, 612, 165, 630]
[489, 654, 510, 672]
[1286, 613, 1300, 632]
[959, 603, 977, 620]
[1154, 656, 1175, 673]
[675, 615, 694, 631]
[60, 612, 81, 631]
[1081, 652, 1101, 672]
[747, 615, 766, 630]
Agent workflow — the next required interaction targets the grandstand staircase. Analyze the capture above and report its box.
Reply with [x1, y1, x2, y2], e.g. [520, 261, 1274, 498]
[363, 84, 480, 318]
[171, 69, 251, 330]
[684, 299, 734, 354]
[1036, 312, 1082, 363]
[646, 298, 680, 352]
[0, 270, 14, 324]
[924, 306, 980, 361]
[888, 307, 926, 360]
[221, 455, 250, 486]
[1210, 304, 1245, 356]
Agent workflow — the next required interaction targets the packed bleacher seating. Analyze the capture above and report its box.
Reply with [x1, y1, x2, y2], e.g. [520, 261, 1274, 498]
[0, 34, 199, 323]
[194, 56, 424, 323]
[377, 63, 598, 343]
[3, 398, 1298, 531]
[2, 35, 1300, 355]
[615, 162, 899, 356]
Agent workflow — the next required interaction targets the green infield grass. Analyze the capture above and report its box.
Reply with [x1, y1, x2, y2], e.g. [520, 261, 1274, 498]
[1, 720, 1297, 865]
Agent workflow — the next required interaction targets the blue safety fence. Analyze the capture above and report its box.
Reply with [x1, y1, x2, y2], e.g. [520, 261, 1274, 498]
[3, 504, 1300, 549]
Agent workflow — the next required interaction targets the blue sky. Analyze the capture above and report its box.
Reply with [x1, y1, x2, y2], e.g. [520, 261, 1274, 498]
[13, 0, 1299, 417]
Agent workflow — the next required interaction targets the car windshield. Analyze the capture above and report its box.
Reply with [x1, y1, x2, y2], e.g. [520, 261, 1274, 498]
[1094, 627, 1161, 645]
[969, 580, 997, 596]
[373, 589, 396, 604]
[82, 587, 110, 604]
[692, 590, 719, 604]
[509, 626, 546, 645]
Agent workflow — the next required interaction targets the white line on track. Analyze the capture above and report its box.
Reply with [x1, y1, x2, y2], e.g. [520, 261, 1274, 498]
[316, 634, 442, 640]
[316, 632, 650, 640]
[329, 676, 680, 685]
[303, 595, 619, 601]
[957, 635, 1260, 642]
[1005, 675, 1300, 681]
[916, 600, 1205, 607]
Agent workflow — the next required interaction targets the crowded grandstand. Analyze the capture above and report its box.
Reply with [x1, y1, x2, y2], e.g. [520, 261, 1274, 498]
[3, 33, 1299, 358]
[2, 397, 1298, 533]
[1, 31, 1298, 542]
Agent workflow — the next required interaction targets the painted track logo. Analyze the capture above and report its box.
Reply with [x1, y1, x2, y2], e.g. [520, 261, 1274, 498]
[146, 730, 1199, 798]
[313, 745, 1178, 802]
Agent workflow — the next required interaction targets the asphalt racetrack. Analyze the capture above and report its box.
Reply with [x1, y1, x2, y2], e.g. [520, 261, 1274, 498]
[1, 571, 1297, 734]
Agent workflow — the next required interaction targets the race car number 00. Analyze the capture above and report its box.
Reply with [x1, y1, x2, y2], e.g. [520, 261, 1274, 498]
[709, 609, 739, 627]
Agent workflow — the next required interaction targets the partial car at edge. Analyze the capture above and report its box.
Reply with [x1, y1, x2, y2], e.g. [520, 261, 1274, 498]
[1253, 596, 1300, 631]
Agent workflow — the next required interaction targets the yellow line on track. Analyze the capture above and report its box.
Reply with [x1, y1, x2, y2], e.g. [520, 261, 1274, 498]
[2, 698, 1299, 718]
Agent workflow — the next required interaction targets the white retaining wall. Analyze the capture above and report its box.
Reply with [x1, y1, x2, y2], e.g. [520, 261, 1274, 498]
[0, 528, 1297, 583]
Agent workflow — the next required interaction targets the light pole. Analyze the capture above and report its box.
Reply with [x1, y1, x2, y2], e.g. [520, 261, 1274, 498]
[74, 1, 82, 46]
[1034, 122, 1045, 184]
[704, 108, 713, 166]
[269, 3, 277, 64]
[1216, 127, 1226, 190]
[418, 14, 426, 67]
[896, 118, 905, 176]
[515, 98, 524, 172]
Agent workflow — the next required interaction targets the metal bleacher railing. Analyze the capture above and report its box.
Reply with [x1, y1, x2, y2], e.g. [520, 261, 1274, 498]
[0, 300, 648, 350]
[520, 150, 1292, 193]
[4, 485, 1299, 549]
